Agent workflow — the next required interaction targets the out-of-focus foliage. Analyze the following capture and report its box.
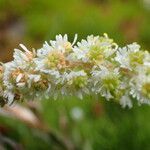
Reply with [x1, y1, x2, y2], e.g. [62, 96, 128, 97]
[0, 0, 150, 62]
[0, 0, 150, 150]
[1, 98, 150, 150]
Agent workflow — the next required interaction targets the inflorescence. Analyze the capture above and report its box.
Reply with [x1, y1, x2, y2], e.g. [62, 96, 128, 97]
[0, 34, 150, 108]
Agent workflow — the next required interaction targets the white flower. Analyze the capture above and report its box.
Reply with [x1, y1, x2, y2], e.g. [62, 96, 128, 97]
[115, 47, 130, 69]
[3, 61, 46, 103]
[50, 34, 77, 53]
[69, 33, 117, 64]
[3, 62, 25, 103]
[115, 43, 146, 70]
[120, 94, 132, 108]
[3, 62, 17, 104]
[13, 44, 35, 69]
[70, 35, 100, 62]
[3, 62, 18, 87]
[127, 42, 140, 52]
[37, 34, 77, 57]
[61, 70, 89, 99]
[35, 34, 77, 74]
[130, 66, 150, 104]
[92, 66, 120, 100]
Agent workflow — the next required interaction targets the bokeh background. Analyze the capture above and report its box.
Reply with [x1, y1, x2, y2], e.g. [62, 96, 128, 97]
[0, 0, 150, 149]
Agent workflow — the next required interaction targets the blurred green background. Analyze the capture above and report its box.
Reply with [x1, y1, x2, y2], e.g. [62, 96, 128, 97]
[0, 0, 150, 149]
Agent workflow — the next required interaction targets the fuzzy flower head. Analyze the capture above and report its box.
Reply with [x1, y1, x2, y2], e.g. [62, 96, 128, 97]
[92, 66, 121, 100]
[130, 66, 150, 104]
[50, 34, 77, 54]
[13, 44, 36, 69]
[0, 33, 150, 108]
[35, 34, 77, 72]
[3, 61, 49, 104]
[120, 93, 132, 108]
[70, 33, 118, 65]
[61, 70, 89, 99]
[65, 71, 88, 89]
[44, 50, 67, 70]
[115, 43, 147, 70]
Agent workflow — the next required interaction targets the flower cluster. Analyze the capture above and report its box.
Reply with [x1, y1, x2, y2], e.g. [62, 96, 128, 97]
[0, 34, 150, 108]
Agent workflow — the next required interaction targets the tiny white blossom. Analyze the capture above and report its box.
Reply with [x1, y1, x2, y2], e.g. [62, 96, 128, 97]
[70, 34, 117, 64]
[115, 43, 147, 70]
[61, 70, 89, 99]
[13, 44, 35, 69]
[130, 66, 150, 104]
[120, 94, 132, 108]
[92, 66, 120, 100]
